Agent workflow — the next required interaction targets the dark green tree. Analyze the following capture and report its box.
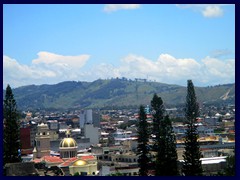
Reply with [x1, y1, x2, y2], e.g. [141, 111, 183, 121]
[151, 93, 164, 152]
[137, 105, 150, 176]
[182, 80, 203, 176]
[156, 115, 179, 175]
[224, 152, 235, 176]
[151, 94, 178, 175]
[3, 85, 22, 165]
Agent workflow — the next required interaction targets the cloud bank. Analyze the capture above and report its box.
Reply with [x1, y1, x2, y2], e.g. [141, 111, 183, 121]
[3, 52, 235, 88]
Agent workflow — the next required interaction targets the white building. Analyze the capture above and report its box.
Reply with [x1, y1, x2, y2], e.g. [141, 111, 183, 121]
[83, 124, 100, 145]
[80, 110, 93, 128]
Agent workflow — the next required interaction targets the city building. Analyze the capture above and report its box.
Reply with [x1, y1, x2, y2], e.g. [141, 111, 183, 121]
[32, 128, 98, 176]
[33, 123, 51, 159]
[83, 124, 100, 145]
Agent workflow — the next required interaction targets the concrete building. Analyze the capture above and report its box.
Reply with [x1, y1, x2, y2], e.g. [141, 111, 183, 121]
[83, 124, 100, 145]
[80, 110, 93, 128]
[33, 123, 51, 159]
[92, 110, 101, 128]
[80, 109, 101, 128]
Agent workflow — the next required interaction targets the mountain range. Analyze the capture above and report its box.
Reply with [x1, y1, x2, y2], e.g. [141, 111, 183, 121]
[3, 78, 235, 110]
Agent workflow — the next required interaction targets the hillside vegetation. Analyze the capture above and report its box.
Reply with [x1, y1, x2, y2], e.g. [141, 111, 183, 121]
[3, 78, 235, 110]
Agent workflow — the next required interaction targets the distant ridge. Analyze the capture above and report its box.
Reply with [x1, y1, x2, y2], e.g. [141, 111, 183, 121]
[3, 79, 235, 110]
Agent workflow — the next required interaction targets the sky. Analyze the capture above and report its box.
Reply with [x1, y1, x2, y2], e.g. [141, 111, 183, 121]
[3, 4, 235, 88]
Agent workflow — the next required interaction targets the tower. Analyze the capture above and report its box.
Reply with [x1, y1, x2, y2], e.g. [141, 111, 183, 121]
[33, 123, 50, 159]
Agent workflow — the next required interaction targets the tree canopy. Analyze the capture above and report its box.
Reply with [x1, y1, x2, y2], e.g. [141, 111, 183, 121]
[3, 84, 22, 165]
[137, 105, 150, 176]
[182, 80, 202, 176]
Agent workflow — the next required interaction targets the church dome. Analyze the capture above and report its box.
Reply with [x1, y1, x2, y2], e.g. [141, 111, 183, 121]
[59, 138, 77, 148]
[72, 160, 87, 166]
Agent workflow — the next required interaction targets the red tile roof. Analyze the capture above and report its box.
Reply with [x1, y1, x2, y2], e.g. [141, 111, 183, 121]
[80, 155, 95, 160]
[42, 156, 64, 163]
[59, 157, 78, 167]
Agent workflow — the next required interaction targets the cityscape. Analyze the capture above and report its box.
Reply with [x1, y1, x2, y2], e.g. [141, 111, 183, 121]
[3, 80, 235, 176]
[3, 4, 235, 176]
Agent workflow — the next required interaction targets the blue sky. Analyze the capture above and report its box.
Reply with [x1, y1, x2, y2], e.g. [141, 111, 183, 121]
[3, 4, 235, 88]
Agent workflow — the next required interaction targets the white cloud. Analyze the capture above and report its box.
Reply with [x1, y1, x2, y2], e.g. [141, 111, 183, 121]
[103, 4, 140, 12]
[119, 54, 203, 85]
[202, 5, 223, 18]
[3, 52, 235, 88]
[3, 52, 91, 88]
[32, 51, 89, 69]
[86, 53, 234, 86]
[201, 56, 235, 84]
[176, 4, 225, 18]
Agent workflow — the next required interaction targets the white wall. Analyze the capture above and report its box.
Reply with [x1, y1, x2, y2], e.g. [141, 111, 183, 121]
[84, 124, 99, 145]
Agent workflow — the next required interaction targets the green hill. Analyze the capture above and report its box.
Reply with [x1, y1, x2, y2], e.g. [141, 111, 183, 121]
[3, 79, 235, 110]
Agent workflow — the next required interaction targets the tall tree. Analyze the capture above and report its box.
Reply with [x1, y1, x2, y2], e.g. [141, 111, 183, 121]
[156, 115, 179, 175]
[182, 80, 203, 176]
[151, 94, 178, 175]
[137, 105, 150, 176]
[3, 85, 22, 165]
[151, 93, 164, 152]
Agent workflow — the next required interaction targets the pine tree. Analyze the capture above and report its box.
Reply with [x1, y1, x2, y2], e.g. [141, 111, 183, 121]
[3, 85, 22, 165]
[156, 115, 179, 175]
[137, 105, 150, 176]
[151, 93, 164, 152]
[182, 80, 203, 176]
[151, 94, 178, 175]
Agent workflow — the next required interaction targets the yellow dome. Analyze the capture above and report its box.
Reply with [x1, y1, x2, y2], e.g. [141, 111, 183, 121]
[73, 160, 87, 166]
[59, 138, 77, 148]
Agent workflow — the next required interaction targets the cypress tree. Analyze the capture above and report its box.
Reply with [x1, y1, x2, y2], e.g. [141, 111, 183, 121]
[137, 105, 150, 176]
[182, 80, 203, 176]
[3, 85, 22, 165]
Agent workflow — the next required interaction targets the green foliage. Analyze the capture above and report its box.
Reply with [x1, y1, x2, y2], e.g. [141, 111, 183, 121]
[156, 115, 179, 176]
[109, 172, 124, 176]
[4, 79, 234, 110]
[214, 128, 225, 133]
[185, 80, 199, 123]
[151, 93, 165, 151]
[182, 80, 203, 176]
[224, 153, 235, 176]
[73, 172, 80, 176]
[137, 105, 150, 176]
[151, 94, 178, 176]
[3, 84, 22, 165]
